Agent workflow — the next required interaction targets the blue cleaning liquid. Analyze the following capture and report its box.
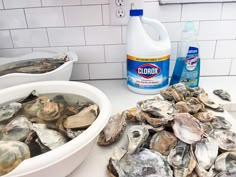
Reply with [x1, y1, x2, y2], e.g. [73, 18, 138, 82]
[170, 47, 200, 87]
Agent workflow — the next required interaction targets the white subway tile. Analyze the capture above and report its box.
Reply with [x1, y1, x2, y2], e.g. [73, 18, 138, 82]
[222, 3, 236, 20]
[182, 3, 222, 21]
[0, 30, 13, 48]
[42, 0, 81, 6]
[102, 5, 110, 25]
[64, 6, 102, 26]
[215, 40, 236, 58]
[144, 2, 181, 22]
[47, 27, 85, 46]
[170, 42, 177, 60]
[201, 59, 231, 76]
[25, 7, 64, 28]
[85, 26, 122, 45]
[89, 63, 123, 79]
[33, 47, 68, 53]
[122, 26, 127, 44]
[164, 22, 199, 41]
[0, 48, 32, 57]
[81, 0, 108, 5]
[11, 29, 49, 47]
[122, 62, 126, 78]
[71, 63, 89, 80]
[0, 0, 4, 9]
[230, 60, 236, 75]
[69, 46, 105, 63]
[198, 21, 236, 40]
[3, 0, 41, 9]
[105, 44, 126, 62]
[0, 9, 27, 29]
[199, 41, 216, 59]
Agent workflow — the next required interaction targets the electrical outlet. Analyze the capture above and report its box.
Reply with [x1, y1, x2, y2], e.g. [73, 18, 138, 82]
[116, 0, 124, 6]
[110, 0, 130, 25]
[116, 8, 125, 17]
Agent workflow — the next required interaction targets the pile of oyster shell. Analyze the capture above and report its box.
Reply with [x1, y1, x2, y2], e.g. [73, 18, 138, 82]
[97, 83, 236, 177]
[0, 90, 99, 176]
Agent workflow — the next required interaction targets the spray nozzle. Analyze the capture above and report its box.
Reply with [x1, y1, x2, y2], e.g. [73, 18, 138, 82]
[183, 21, 195, 32]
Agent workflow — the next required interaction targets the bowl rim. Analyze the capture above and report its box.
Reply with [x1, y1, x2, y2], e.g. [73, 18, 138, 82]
[0, 52, 77, 79]
[1, 81, 111, 177]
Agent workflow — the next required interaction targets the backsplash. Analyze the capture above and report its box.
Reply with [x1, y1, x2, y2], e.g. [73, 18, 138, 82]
[0, 0, 235, 80]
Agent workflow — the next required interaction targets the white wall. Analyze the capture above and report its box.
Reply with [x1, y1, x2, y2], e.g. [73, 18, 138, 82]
[0, 0, 235, 80]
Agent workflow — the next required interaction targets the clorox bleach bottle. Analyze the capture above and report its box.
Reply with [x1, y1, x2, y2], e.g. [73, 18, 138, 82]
[126, 3, 171, 94]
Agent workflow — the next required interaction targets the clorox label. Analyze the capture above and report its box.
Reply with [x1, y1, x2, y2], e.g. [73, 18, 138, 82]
[127, 55, 170, 90]
[136, 64, 161, 79]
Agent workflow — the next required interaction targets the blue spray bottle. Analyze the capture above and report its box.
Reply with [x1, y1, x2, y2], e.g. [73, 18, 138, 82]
[170, 21, 200, 87]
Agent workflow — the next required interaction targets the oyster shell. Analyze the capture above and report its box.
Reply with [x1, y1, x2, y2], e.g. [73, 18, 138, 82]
[172, 83, 191, 98]
[37, 102, 61, 121]
[127, 125, 149, 154]
[200, 122, 214, 136]
[108, 148, 173, 177]
[150, 130, 177, 156]
[192, 138, 218, 170]
[212, 129, 236, 151]
[211, 116, 232, 130]
[23, 96, 50, 117]
[213, 89, 231, 101]
[0, 141, 30, 176]
[193, 112, 215, 122]
[18, 90, 38, 104]
[172, 113, 203, 144]
[214, 152, 236, 173]
[198, 93, 224, 112]
[137, 97, 174, 118]
[0, 102, 22, 123]
[97, 112, 127, 146]
[175, 97, 205, 114]
[126, 107, 139, 122]
[167, 141, 196, 177]
[32, 123, 67, 150]
[63, 104, 98, 129]
[215, 170, 236, 177]
[160, 87, 183, 102]
[0, 116, 32, 141]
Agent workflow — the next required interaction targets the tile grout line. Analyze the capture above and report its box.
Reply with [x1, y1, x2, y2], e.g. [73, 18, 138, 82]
[228, 59, 233, 75]
[23, 8, 29, 28]
[213, 40, 218, 59]
[61, 6, 66, 27]
[45, 28, 51, 47]
[8, 29, 14, 48]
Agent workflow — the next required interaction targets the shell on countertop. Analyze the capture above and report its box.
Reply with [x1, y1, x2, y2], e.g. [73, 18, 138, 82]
[213, 89, 231, 101]
[97, 111, 127, 146]
[107, 148, 174, 177]
[172, 113, 203, 144]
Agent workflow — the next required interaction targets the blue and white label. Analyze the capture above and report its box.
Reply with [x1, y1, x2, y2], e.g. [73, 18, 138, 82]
[127, 55, 170, 90]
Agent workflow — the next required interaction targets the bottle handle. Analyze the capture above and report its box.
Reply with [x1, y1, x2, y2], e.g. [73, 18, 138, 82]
[141, 17, 170, 42]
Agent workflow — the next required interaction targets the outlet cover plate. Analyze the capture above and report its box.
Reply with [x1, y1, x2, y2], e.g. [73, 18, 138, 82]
[110, 0, 130, 25]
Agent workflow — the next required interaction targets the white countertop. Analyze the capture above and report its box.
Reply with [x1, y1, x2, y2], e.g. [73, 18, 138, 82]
[68, 76, 236, 177]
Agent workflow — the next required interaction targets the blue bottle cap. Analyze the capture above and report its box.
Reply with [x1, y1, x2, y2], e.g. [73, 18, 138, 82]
[130, 9, 143, 16]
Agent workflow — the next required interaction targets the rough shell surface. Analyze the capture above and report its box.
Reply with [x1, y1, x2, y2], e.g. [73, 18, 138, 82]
[193, 112, 214, 122]
[172, 113, 203, 144]
[214, 152, 236, 172]
[37, 102, 61, 121]
[212, 129, 236, 151]
[63, 104, 98, 129]
[150, 130, 177, 156]
[198, 93, 224, 112]
[0, 141, 30, 176]
[160, 87, 183, 102]
[0, 102, 22, 123]
[0, 116, 32, 141]
[97, 112, 127, 146]
[211, 116, 232, 130]
[213, 89, 231, 101]
[32, 123, 67, 150]
[127, 125, 149, 154]
[108, 148, 173, 177]
[193, 138, 219, 170]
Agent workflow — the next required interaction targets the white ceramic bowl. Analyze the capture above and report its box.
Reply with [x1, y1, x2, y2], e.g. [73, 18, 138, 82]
[0, 81, 111, 177]
[0, 52, 77, 89]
